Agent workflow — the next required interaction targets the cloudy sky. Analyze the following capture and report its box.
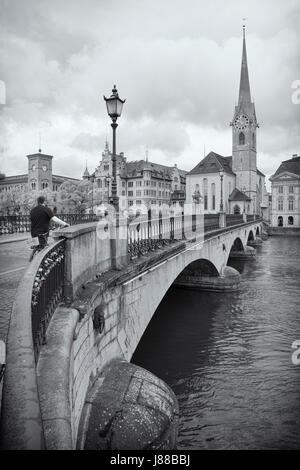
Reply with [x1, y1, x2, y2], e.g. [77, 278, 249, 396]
[0, 0, 299, 189]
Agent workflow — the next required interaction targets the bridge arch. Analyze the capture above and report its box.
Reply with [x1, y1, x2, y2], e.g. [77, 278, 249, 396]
[177, 258, 220, 279]
[229, 237, 244, 254]
[247, 230, 255, 244]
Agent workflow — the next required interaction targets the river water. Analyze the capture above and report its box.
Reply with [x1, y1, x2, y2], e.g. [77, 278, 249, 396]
[132, 236, 300, 450]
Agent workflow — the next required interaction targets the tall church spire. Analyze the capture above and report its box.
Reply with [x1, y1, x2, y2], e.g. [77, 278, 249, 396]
[238, 25, 251, 104]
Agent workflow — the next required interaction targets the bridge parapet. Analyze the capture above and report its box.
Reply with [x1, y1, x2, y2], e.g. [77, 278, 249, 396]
[0, 215, 264, 450]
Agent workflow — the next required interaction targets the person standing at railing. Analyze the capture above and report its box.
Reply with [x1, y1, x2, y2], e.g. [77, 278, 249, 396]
[30, 196, 69, 247]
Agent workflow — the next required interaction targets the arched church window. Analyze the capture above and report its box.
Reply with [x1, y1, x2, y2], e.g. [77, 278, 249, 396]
[211, 183, 215, 210]
[278, 216, 283, 227]
[252, 133, 256, 147]
[288, 216, 294, 225]
[239, 132, 245, 145]
[233, 205, 241, 214]
[203, 178, 208, 210]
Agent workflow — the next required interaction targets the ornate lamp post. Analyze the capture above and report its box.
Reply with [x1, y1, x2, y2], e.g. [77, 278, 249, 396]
[219, 169, 224, 212]
[192, 189, 202, 205]
[103, 85, 126, 216]
[90, 175, 95, 217]
[105, 174, 112, 202]
[242, 186, 247, 213]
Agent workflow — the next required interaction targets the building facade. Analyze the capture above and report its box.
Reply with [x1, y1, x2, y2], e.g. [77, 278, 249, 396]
[85, 142, 186, 212]
[0, 149, 79, 194]
[186, 27, 269, 217]
[269, 154, 300, 228]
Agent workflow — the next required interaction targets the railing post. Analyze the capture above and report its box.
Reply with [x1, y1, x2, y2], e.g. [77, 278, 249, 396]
[159, 211, 162, 243]
[181, 210, 185, 240]
[218, 211, 226, 228]
[170, 212, 174, 241]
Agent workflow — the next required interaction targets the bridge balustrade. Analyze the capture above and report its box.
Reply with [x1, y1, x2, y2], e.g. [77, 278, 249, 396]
[0, 213, 97, 235]
[226, 214, 244, 227]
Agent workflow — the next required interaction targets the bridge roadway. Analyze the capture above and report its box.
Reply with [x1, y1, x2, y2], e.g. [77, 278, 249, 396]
[0, 217, 263, 450]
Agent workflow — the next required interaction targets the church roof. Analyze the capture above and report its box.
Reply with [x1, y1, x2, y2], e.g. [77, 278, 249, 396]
[229, 188, 251, 201]
[188, 151, 235, 176]
[257, 169, 265, 177]
[271, 156, 300, 178]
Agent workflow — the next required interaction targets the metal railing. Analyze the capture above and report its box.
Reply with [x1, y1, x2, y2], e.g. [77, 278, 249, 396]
[204, 214, 220, 232]
[0, 213, 97, 235]
[127, 212, 262, 260]
[226, 214, 244, 227]
[31, 239, 65, 361]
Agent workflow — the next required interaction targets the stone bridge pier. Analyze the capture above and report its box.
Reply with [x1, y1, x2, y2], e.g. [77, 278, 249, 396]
[0, 217, 263, 450]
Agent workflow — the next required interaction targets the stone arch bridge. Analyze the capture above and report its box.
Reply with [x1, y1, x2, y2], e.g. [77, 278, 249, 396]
[0, 212, 265, 450]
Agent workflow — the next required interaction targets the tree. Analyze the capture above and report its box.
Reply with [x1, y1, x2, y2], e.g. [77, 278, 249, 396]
[58, 180, 92, 214]
[0, 188, 60, 215]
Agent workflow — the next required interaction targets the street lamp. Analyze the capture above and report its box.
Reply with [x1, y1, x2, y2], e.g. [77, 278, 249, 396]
[105, 174, 112, 202]
[219, 169, 224, 212]
[90, 175, 95, 217]
[242, 186, 247, 213]
[103, 85, 126, 215]
[192, 189, 202, 204]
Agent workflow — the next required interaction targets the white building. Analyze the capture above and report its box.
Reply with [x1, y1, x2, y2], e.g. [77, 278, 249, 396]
[186, 27, 269, 217]
[269, 154, 300, 228]
[84, 142, 186, 211]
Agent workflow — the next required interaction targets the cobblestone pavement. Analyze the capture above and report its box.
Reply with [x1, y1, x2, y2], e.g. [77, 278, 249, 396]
[0, 240, 29, 343]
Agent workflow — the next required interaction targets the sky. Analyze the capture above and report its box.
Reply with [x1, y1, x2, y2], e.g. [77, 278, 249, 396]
[0, 0, 299, 190]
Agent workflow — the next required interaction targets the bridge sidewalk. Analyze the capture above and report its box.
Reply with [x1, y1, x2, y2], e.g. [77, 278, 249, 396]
[0, 233, 30, 245]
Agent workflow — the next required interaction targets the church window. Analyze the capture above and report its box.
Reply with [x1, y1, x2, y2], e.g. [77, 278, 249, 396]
[252, 133, 256, 147]
[211, 183, 216, 210]
[233, 205, 241, 214]
[278, 186, 283, 194]
[97, 179, 102, 188]
[203, 178, 208, 210]
[278, 216, 283, 227]
[289, 186, 294, 193]
[288, 216, 294, 225]
[239, 132, 245, 145]
[288, 198, 294, 211]
[31, 182, 36, 190]
[278, 199, 283, 211]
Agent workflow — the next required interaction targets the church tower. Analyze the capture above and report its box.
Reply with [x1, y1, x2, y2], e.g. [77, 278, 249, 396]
[231, 26, 258, 201]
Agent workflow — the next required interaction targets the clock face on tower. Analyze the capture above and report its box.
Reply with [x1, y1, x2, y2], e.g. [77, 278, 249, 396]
[234, 114, 249, 130]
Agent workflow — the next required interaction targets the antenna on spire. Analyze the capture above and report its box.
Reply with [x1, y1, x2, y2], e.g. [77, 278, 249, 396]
[242, 17, 247, 38]
[145, 147, 149, 163]
[38, 132, 42, 153]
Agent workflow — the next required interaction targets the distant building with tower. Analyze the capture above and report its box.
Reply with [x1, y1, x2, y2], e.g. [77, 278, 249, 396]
[186, 26, 269, 217]
[0, 149, 79, 196]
